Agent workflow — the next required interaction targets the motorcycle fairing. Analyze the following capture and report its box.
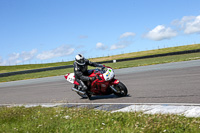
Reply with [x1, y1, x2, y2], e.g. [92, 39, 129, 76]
[103, 68, 115, 81]
[64, 73, 80, 85]
[110, 79, 120, 85]
[90, 80, 111, 95]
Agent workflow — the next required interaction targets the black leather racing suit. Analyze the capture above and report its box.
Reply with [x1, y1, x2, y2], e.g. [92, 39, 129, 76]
[74, 59, 103, 91]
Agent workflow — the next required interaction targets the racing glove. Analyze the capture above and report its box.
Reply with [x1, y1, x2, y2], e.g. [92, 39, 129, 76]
[99, 64, 105, 70]
[102, 65, 105, 70]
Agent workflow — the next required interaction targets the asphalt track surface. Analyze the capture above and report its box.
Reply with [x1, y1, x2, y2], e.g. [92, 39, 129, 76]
[0, 60, 200, 104]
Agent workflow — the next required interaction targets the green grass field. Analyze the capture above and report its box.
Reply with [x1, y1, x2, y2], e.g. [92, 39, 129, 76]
[0, 106, 200, 133]
[0, 61, 74, 73]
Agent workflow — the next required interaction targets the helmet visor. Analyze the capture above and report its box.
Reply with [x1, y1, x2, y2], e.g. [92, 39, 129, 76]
[79, 58, 85, 63]
[76, 58, 85, 65]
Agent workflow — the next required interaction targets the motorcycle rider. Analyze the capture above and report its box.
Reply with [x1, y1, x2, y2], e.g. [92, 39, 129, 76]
[74, 54, 105, 91]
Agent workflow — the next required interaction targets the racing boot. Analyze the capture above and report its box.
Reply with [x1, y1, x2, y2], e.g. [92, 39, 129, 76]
[79, 80, 88, 91]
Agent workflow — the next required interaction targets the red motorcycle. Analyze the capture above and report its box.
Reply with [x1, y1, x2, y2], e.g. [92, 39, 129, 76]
[64, 66, 128, 99]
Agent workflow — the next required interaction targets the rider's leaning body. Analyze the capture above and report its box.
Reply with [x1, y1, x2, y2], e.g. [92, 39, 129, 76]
[74, 54, 104, 91]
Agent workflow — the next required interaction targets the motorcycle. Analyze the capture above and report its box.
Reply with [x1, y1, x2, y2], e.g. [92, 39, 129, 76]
[64, 66, 128, 99]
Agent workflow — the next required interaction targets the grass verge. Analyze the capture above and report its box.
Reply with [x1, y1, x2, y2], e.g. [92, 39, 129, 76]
[0, 52, 200, 82]
[0, 106, 200, 133]
[0, 61, 74, 74]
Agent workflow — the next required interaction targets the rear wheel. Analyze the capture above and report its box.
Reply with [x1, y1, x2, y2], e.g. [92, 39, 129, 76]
[113, 82, 128, 97]
[86, 92, 92, 100]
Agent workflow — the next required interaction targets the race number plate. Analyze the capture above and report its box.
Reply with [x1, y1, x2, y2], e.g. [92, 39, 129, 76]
[67, 73, 75, 84]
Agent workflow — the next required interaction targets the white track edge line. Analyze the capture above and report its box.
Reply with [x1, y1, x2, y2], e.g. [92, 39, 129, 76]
[1, 103, 200, 107]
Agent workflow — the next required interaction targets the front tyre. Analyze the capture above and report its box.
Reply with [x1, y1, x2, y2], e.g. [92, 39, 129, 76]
[113, 82, 128, 97]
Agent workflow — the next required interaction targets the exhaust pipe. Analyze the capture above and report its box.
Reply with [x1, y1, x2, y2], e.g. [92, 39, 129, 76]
[71, 87, 86, 95]
[110, 86, 119, 93]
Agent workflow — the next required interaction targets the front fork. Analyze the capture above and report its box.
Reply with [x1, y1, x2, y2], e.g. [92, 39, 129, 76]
[109, 79, 120, 93]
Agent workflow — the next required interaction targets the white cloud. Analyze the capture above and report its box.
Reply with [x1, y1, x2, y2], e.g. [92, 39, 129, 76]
[144, 25, 177, 41]
[8, 53, 20, 61]
[20, 49, 37, 61]
[120, 32, 136, 39]
[110, 32, 135, 50]
[96, 42, 107, 50]
[110, 44, 126, 50]
[172, 15, 200, 34]
[110, 40, 132, 50]
[95, 32, 135, 51]
[0, 49, 37, 66]
[0, 45, 75, 65]
[173, 16, 196, 27]
[37, 45, 74, 60]
[179, 16, 196, 25]
[9, 49, 37, 64]
[183, 15, 200, 34]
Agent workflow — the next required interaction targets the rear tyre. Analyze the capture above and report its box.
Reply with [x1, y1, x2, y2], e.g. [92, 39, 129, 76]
[86, 92, 92, 100]
[113, 82, 128, 97]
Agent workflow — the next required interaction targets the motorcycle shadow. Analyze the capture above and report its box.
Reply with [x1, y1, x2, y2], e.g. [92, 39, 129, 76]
[85, 94, 131, 100]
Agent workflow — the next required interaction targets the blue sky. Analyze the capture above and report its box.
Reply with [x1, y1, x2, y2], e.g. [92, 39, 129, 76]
[0, 0, 200, 66]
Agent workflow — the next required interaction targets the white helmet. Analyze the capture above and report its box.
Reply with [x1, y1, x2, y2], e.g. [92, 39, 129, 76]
[75, 54, 85, 65]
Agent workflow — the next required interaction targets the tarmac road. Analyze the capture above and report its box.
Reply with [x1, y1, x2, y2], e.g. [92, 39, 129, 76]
[0, 60, 200, 104]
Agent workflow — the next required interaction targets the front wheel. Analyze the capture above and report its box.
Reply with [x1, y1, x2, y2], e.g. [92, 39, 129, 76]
[113, 82, 128, 97]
